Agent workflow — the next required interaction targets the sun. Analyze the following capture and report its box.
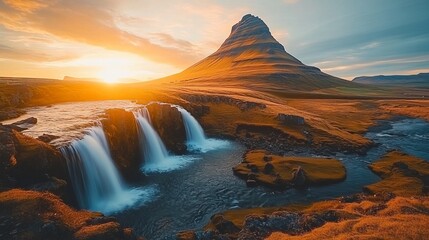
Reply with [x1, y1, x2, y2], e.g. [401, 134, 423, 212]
[98, 67, 125, 84]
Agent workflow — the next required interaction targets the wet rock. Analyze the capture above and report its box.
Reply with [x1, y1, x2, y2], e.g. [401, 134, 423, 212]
[102, 108, 142, 180]
[263, 155, 272, 162]
[37, 134, 60, 143]
[246, 179, 258, 187]
[7, 117, 37, 131]
[12, 117, 37, 126]
[263, 162, 274, 174]
[291, 166, 308, 188]
[211, 215, 240, 234]
[146, 103, 187, 154]
[276, 114, 305, 125]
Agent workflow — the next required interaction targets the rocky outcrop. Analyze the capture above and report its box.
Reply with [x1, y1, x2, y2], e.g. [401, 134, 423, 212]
[0, 124, 73, 201]
[364, 150, 429, 196]
[183, 94, 266, 111]
[102, 109, 142, 180]
[203, 193, 429, 240]
[0, 189, 143, 240]
[276, 114, 305, 125]
[146, 103, 187, 154]
[233, 150, 346, 189]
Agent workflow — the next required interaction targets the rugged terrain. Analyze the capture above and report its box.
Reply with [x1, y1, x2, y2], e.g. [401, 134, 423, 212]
[1, 14, 429, 240]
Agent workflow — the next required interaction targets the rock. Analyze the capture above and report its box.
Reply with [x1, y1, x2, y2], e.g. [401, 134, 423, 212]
[31, 176, 67, 197]
[0, 189, 142, 240]
[211, 215, 240, 234]
[6, 117, 37, 131]
[291, 166, 308, 188]
[176, 230, 197, 240]
[0, 125, 71, 201]
[12, 117, 37, 126]
[246, 179, 258, 187]
[183, 94, 266, 111]
[263, 162, 274, 174]
[263, 155, 272, 162]
[146, 103, 187, 154]
[276, 114, 305, 125]
[37, 134, 60, 143]
[102, 109, 142, 180]
[10, 129, 68, 184]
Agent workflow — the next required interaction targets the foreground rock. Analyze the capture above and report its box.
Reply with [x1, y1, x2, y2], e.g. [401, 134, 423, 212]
[233, 150, 346, 189]
[146, 103, 187, 154]
[102, 109, 142, 180]
[0, 189, 143, 240]
[364, 150, 429, 196]
[0, 125, 69, 195]
[204, 193, 429, 240]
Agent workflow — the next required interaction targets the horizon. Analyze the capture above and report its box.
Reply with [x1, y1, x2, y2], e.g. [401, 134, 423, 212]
[1, 0, 429, 83]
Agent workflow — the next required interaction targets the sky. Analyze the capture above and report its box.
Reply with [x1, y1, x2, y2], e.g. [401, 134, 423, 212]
[0, 0, 428, 81]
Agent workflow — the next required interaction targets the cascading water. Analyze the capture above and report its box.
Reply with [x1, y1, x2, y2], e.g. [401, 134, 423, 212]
[135, 109, 169, 166]
[177, 107, 206, 146]
[135, 107, 196, 172]
[176, 107, 229, 152]
[61, 126, 154, 214]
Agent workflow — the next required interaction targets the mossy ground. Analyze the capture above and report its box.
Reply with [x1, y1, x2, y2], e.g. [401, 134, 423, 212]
[233, 150, 346, 188]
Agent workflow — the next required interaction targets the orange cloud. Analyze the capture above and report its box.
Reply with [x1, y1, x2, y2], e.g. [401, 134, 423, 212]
[0, 0, 201, 67]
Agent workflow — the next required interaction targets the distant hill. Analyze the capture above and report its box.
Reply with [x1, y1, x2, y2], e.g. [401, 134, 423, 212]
[152, 14, 366, 95]
[353, 73, 429, 88]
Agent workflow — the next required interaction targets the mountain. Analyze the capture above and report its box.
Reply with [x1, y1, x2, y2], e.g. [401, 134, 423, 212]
[353, 73, 429, 88]
[154, 14, 362, 93]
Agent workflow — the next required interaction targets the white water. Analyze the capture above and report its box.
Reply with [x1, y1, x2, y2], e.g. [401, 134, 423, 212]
[61, 126, 155, 214]
[176, 107, 229, 152]
[135, 109, 195, 173]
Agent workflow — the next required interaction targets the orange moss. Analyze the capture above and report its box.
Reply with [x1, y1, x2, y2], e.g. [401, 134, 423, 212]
[233, 150, 346, 187]
[365, 151, 429, 196]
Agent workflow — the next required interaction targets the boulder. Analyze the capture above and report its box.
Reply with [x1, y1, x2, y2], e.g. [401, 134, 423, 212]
[246, 179, 258, 187]
[6, 117, 37, 131]
[291, 166, 308, 188]
[146, 103, 187, 154]
[102, 109, 142, 180]
[37, 134, 60, 143]
[263, 162, 274, 174]
[211, 215, 240, 234]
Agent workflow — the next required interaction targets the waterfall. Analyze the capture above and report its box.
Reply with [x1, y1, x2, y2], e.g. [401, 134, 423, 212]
[135, 110, 169, 166]
[61, 126, 151, 214]
[177, 107, 206, 146]
[176, 106, 229, 152]
[135, 107, 196, 172]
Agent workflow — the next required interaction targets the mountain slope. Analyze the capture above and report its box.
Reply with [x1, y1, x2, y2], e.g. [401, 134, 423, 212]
[353, 73, 429, 88]
[153, 14, 363, 93]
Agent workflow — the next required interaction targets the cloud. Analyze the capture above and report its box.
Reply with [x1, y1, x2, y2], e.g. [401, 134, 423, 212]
[0, 43, 78, 62]
[0, 0, 201, 67]
[150, 33, 195, 50]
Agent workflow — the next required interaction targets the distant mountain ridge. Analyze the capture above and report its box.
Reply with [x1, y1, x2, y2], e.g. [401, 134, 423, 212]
[154, 14, 361, 93]
[353, 73, 429, 88]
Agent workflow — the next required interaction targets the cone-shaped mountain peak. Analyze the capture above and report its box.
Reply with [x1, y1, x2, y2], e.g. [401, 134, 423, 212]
[157, 14, 353, 91]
